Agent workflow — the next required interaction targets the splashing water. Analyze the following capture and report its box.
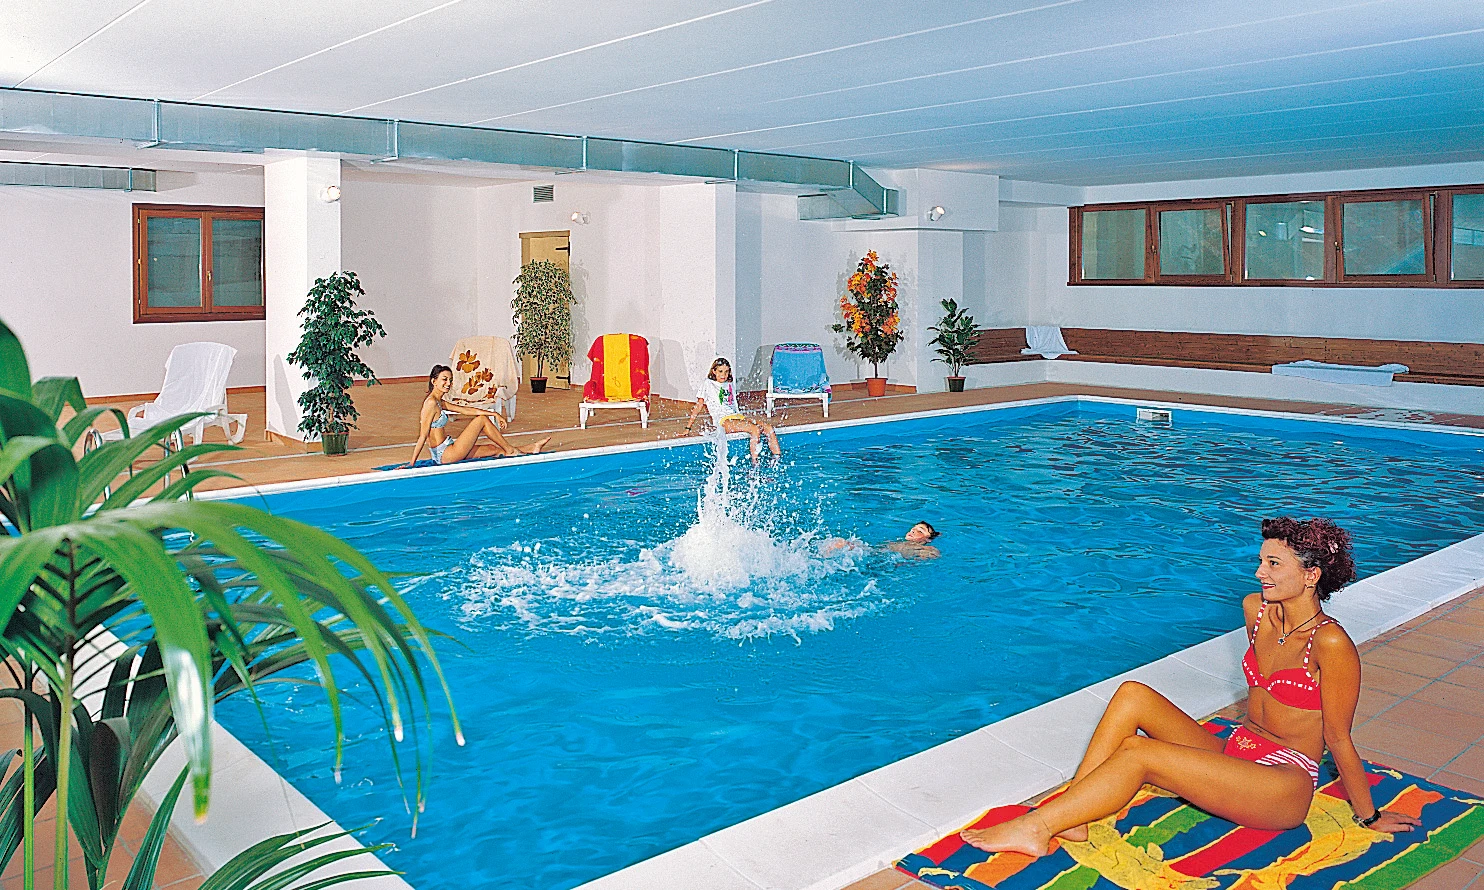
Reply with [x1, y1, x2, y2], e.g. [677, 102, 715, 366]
[448, 436, 881, 640]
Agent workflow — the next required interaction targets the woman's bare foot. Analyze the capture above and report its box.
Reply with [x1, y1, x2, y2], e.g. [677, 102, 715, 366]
[960, 813, 1053, 858]
[1056, 824, 1088, 843]
[520, 436, 552, 455]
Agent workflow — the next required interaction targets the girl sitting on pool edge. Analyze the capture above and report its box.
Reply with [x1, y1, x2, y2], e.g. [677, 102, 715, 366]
[683, 357, 781, 461]
[961, 517, 1419, 858]
[400, 365, 550, 468]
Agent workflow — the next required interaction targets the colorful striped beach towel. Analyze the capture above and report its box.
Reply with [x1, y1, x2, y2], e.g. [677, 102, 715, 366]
[898, 719, 1484, 890]
[582, 334, 650, 403]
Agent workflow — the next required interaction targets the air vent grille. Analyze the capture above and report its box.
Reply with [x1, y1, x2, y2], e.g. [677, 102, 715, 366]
[533, 184, 554, 203]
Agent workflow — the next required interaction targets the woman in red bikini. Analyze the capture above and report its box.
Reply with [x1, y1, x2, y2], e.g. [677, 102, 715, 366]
[962, 517, 1421, 858]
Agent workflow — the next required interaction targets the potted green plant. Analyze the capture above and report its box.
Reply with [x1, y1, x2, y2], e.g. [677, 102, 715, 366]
[512, 260, 576, 393]
[832, 250, 904, 397]
[0, 316, 456, 889]
[286, 271, 386, 454]
[928, 297, 978, 392]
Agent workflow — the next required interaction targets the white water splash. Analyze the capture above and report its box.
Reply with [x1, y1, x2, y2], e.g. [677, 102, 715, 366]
[447, 437, 882, 640]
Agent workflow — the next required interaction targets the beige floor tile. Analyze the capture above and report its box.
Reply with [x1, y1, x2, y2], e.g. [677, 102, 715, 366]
[1388, 632, 1483, 664]
[1413, 682, 1484, 720]
[1360, 665, 1435, 698]
[1444, 664, 1484, 689]
[1356, 748, 1439, 780]
[1355, 688, 1402, 722]
[1443, 608, 1484, 629]
[1381, 699, 1484, 744]
[1352, 719, 1470, 769]
[1445, 746, 1484, 782]
[1417, 620, 1484, 646]
[1436, 770, 1484, 798]
[1366, 646, 1462, 680]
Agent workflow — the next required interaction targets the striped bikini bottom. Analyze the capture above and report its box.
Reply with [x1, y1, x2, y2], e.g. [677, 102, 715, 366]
[1223, 725, 1320, 789]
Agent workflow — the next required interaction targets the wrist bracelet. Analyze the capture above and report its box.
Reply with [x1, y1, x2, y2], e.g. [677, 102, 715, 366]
[1354, 810, 1382, 828]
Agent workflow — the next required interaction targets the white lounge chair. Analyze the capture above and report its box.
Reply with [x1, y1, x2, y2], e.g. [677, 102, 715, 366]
[449, 336, 519, 421]
[105, 342, 247, 445]
[765, 343, 830, 417]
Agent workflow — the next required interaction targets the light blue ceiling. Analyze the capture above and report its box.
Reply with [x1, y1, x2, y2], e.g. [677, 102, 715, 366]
[4, 0, 1482, 184]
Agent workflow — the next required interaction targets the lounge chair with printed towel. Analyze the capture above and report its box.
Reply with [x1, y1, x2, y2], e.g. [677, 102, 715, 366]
[580, 333, 650, 429]
[103, 341, 247, 445]
[449, 336, 520, 421]
[766, 342, 830, 417]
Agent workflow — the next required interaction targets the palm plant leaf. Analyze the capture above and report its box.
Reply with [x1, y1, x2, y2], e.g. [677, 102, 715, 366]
[197, 824, 396, 890]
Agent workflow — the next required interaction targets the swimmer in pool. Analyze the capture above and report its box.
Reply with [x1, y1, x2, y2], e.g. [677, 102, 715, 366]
[821, 521, 941, 560]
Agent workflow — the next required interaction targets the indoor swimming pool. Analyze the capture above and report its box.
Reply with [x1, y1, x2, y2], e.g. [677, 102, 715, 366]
[214, 399, 1484, 889]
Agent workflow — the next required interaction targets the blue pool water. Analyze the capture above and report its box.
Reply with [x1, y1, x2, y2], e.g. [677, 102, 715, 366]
[216, 400, 1484, 889]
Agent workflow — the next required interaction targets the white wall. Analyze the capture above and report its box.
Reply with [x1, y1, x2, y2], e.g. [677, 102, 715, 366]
[475, 179, 737, 401]
[0, 171, 266, 397]
[341, 178, 478, 381]
[1012, 160, 1484, 343]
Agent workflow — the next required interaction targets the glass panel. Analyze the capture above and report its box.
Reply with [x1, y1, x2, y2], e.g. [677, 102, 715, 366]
[1158, 208, 1224, 276]
[1342, 199, 1425, 276]
[1244, 201, 1325, 281]
[146, 216, 202, 308]
[1081, 208, 1145, 279]
[211, 218, 264, 306]
[1452, 193, 1484, 281]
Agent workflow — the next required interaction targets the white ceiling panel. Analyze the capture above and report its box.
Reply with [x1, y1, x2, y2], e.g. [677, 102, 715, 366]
[6, 0, 1484, 184]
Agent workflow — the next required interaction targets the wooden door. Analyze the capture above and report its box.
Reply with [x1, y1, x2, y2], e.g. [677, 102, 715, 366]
[518, 230, 572, 389]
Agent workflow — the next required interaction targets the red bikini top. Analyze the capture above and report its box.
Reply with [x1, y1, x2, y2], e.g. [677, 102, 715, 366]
[1241, 601, 1333, 711]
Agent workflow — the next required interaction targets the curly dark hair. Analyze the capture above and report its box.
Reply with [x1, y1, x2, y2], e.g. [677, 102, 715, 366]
[1260, 517, 1356, 600]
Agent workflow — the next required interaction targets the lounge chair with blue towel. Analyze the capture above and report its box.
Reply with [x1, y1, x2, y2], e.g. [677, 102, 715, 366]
[766, 343, 831, 417]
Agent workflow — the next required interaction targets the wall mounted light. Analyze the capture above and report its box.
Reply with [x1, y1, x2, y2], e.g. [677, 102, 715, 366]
[926, 205, 946, 221]
[570, 210, 589, 225]
[320, 184, 341, 203]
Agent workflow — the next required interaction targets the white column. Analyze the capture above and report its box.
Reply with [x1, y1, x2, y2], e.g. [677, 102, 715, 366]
[263, 153, 341, 440]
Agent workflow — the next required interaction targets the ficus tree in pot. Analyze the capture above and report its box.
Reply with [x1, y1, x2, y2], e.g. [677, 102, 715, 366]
[286, 271, 386, 454]
[928, 297, 978, 392]
[511, 260, 576, 394]
[0, 316, 460, 890]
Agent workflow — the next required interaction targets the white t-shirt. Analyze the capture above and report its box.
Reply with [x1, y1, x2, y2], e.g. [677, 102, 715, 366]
[699, 379, 741, 423]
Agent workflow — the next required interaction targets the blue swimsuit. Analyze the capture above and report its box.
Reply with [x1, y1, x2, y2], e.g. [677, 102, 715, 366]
[428, 409, 453, 462]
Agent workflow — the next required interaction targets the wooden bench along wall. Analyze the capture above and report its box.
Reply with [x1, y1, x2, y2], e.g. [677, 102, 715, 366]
[966, 328, 1484, 387]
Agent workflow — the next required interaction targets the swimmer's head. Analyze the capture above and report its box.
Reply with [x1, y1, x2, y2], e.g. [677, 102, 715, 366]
[906, 521, 940, 544]
[428, 364, 453, 394]
[707, 358, 733, 382]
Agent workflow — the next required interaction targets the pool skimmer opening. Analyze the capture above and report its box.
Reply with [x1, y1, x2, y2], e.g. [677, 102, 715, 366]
[1136, 407, 1173, 423]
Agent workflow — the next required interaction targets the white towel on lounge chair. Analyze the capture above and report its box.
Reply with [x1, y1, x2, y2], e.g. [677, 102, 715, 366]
[449, 336, 520, 419]
[1271, 360, 1409, 386]
[104, 342, 246, 445]
[1022, 326, 1077, 359]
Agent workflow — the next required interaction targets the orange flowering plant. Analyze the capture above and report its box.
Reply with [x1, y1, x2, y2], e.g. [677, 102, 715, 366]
[832, 250, 904, 378]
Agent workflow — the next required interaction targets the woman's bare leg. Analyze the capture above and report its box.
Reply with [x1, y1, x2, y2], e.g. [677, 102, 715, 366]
[961, 736, 1312, 858]
[438, 419, 495, 463]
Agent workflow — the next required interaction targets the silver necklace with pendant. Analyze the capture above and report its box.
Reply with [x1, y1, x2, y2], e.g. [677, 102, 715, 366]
[1276, 610, 1321, 645]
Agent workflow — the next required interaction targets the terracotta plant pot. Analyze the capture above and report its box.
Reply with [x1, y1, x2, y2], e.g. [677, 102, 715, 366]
[865, 376, 887, 397]
[530, 377, 548, 394]
[947, 376, 966, 393]
[321, 432, 349, 455]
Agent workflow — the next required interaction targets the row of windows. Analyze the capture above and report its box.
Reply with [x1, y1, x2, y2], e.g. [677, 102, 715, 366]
[1070, 186, 1484, 288]
[133, 204, 265, 323]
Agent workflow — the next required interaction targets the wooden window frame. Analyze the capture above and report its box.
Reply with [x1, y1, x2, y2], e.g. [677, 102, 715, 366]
[1334, 188, 1433, 285]
[1437, 185, 1484, 287]
[1152, 201, 1229, 285]
[133, 204, 265, 323]
[1070, 205, 1152, 284]
[1233, 193, 1332, 286]
[1067, 183, 1484, 288]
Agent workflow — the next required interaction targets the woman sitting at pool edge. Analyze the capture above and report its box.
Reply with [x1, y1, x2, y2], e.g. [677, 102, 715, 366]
[401, 365, 550, 468]
[961, 517, 1419, 858]
[682, 357, 781, 461]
